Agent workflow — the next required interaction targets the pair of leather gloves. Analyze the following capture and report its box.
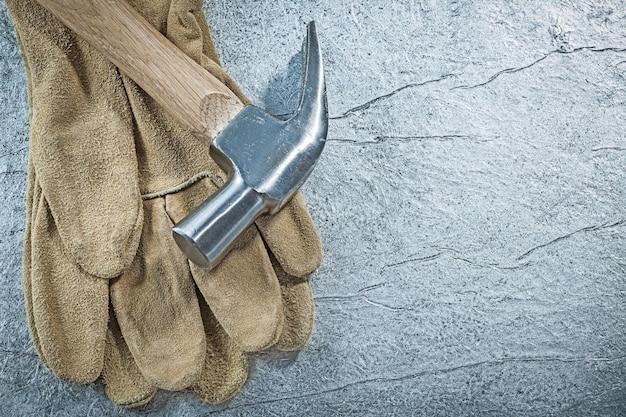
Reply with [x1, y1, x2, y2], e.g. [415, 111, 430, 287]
[7, 0, 322, 408]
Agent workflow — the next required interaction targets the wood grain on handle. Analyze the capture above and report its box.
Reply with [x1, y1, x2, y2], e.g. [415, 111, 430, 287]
[35, 0, 243, 140]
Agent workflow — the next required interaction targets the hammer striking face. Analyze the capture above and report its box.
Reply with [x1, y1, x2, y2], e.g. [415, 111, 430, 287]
[172, 22, 328, 269]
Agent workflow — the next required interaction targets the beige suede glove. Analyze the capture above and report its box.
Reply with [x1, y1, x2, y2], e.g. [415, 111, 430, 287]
[9, 0, 322, 407]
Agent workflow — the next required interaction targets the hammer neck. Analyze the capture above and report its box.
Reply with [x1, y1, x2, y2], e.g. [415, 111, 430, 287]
[172, 172, 267, 269]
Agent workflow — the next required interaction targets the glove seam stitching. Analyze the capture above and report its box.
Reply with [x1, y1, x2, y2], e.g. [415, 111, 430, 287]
[141, 171, 224, 200]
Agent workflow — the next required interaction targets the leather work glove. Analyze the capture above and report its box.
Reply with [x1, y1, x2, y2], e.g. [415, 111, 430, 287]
[8, 0, 322, 407]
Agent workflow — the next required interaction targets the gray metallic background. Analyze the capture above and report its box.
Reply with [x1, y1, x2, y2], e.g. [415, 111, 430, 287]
[1, 1, 625, 415]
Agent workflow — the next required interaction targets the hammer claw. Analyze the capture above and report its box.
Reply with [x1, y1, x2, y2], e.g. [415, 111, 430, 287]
[292, 22, 328, 138]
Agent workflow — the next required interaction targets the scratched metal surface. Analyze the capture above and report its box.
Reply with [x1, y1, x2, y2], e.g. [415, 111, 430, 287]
[1, 1, 625, 416]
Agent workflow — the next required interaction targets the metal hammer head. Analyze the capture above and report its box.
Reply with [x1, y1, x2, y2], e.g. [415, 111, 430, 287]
[172, 22, 327, 269]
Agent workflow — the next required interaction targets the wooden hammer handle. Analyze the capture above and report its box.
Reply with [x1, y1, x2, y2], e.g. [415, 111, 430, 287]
[36, 0, 242, 139]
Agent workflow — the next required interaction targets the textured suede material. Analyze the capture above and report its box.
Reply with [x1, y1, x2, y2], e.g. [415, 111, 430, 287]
[102, 310, 157, 408]
[8, 0, 143, 279]
[21, 159, 42, 365]
[257, 193, 323, 278]
[102, 292, 249, 408]
[191, 294, 249, 404]
[31, 178, 109, 383]
[8, 0, 323, 407]
[273, 261, 315, 351]
[110, 198, 206, 391]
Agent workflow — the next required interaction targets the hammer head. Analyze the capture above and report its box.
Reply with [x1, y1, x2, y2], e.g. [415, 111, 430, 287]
[211, 22, 327, 213]
[172, 22, 327, 269]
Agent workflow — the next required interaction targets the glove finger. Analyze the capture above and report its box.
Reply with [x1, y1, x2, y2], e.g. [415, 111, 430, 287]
[271, 257, 315, 351]
[7, 0, 143, 279]
[102, 308, 157, 409]
[192, 292, 248, 404]
[256, 192, 323, 278]
[22, 162, 45, 364]
[110, 197, 205, 391]
[30, 188, 108, 383]
[191, 234, 284, 352]
[166, 178, 284, 351]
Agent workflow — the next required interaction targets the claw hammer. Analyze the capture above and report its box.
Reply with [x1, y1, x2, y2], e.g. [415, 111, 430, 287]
[35, 0, 328, 269]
